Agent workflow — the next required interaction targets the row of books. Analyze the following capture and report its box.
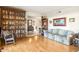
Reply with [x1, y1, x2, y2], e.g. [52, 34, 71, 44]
[2, 26, 8, 29]
[2, 26, 25, 29]
[8, 30, 26, 38]
[2, 10, 25, 16]
[2, 15, 25, 20]
[15, 26, 25, 29]
[15, 21, 25, 25]
[2, 21, 15, 25]
[2, 20, 25, 25]
[16, 30, 26, 34]
[15, 16, 25, 20]
[16, 34, 26, 38]
[8, 30, 26, 34]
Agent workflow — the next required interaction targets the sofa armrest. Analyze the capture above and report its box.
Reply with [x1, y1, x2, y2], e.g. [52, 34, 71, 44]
[43, 30, 48, 37]
[67, 34, 73, 38]
[67, 34, 74, 39]
[67, 34, 74, 44]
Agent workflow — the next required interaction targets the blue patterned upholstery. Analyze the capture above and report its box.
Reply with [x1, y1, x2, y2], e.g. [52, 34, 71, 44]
[43, 29, 74, 45]
[52, 29, 59, 35]
[43, 30, 48, 38]
[58, 29, 68, 36]
[48, 29, 53, 33]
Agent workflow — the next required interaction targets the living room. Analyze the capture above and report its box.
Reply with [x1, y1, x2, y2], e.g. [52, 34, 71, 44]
[0, 6, 79, 52]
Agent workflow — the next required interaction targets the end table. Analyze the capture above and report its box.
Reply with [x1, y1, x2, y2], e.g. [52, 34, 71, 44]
[73, 38, 79, 47]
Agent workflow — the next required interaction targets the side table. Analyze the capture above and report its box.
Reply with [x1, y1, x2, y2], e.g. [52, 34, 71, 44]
[73, 38, 79, 47]
[69, 34, 75, 45]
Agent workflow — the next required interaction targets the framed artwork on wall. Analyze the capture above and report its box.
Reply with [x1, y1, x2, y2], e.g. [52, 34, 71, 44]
[69, 18, 75, 22]
[49, 20, 52, 24]
[53, 17, 66, 26]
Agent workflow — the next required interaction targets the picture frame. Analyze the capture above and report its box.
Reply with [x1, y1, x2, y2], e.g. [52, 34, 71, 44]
[53, 17, 66, 26]
[49, 20, 52, 24]
[69, 18, 75, 22]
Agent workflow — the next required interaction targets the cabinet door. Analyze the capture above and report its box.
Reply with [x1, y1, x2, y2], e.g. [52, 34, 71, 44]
[0, 38, 1, 47]
[42, 19, 48, 30]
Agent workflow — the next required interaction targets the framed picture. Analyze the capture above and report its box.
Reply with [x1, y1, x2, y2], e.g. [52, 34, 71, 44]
[69, 18, 75, 22]
[53, 17, 66, 26]
[49, 20, 52, 24]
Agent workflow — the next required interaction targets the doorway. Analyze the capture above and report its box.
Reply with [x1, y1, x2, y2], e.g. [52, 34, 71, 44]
[27, 20, 34, 36]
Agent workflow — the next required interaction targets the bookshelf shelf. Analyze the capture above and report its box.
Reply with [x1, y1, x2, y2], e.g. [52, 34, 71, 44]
[0, 6, 26, 38]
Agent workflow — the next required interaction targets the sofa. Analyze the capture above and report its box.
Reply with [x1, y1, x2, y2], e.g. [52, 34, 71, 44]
[43, 29, 74, 45]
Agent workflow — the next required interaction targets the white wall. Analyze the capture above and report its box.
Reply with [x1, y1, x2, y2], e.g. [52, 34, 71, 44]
[25, 12, 42, 34]
[25, 7, 79, 33]
[48, 11, 79, 33]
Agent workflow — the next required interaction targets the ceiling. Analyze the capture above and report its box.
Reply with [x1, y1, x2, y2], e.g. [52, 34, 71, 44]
[14, 6, 79, 16]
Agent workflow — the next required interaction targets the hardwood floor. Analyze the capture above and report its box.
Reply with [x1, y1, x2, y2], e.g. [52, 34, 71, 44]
[2, 35, 79, 52]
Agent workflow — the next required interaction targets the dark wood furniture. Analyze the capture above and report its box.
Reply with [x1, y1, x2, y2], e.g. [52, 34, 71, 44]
[41, 16, 48, 30]
[0, 37, 4, 52]
[0, 6, 26, 38]
[73, 38, 79, 47]
[0, 37, 1, 52]
[73, 33, 79, 47]
[41, 16, 48, 35]
[27, 20, 34, 34]
[27, 20, 34, 31]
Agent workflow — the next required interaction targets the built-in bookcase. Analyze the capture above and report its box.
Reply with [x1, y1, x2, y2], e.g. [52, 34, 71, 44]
[41, 16, 48, 30]
[0, 6, 26, 38]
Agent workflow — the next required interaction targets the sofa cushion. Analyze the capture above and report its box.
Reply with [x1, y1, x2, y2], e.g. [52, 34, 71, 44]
[52, 29, 59, 34]
[58, 29, 68, 36]
[67, 31, 74, 35]
[48, 29, 53, 34]
[48, 33, 55, 40]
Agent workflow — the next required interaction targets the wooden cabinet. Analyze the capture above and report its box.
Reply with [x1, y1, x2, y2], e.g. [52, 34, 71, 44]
[0, 8, 1, 27]
[0, 38, 1, 51]
[41, 16, 48, 36]
[0, 6, 26, 38]
[0, 37, 4, 51]
[41, 16, 48, 30]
